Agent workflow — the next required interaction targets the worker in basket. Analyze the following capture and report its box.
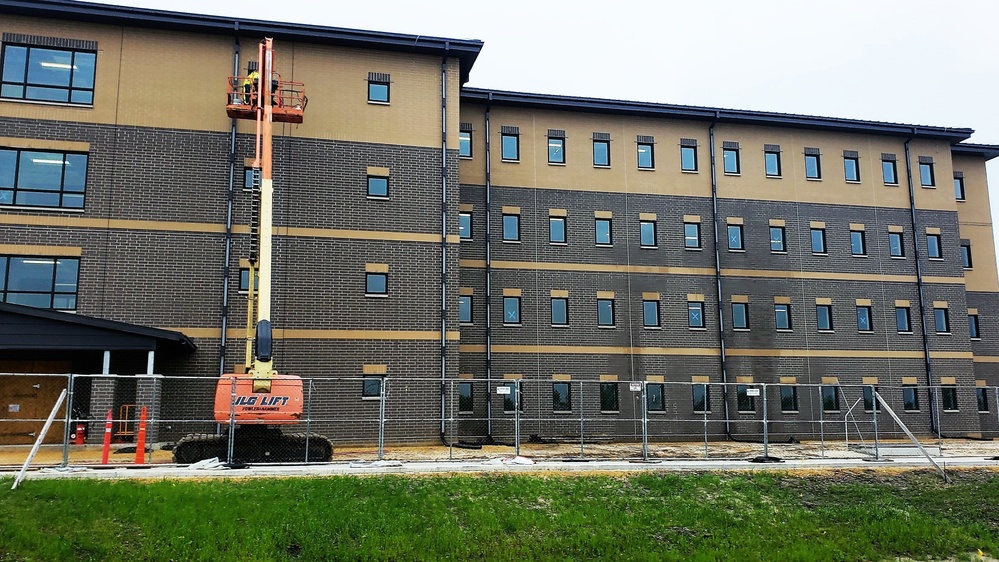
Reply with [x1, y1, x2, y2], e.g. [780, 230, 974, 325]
[242, 67, 259, 105]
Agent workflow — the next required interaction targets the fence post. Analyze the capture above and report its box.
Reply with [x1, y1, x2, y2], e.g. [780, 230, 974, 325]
[304, 378, 314, 464]
[61, 373, 74, 467]
[378, 377, 387, 460]
[871, 385, 881, 460]
[761, 383, 769, 459]
[933, 384, 942, 447]
[703, 383, 709, 459]
[448, 379, 455, 461]
[641, 381, 648, 461]
[227, 376, 237, 464]
[515, 379, 522, 457]
[995, 386, 999, 434]
[578, 381, 584, 459]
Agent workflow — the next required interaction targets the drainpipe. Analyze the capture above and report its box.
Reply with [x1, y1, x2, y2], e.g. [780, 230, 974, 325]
[904, 132, 938, 436]
[708, 119, 733, 437]
[218, 28, 239, 375]
[439, 47, 450, 436]
[485, 94, 494, 439]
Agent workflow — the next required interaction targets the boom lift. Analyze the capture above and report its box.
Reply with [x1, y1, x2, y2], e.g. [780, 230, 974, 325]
[173, 39, 332, 464]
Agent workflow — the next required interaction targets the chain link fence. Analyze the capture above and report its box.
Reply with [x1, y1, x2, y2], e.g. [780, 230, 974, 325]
[1, 373, 997, 468]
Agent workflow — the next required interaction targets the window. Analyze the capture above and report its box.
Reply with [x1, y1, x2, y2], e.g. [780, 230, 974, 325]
[889, 232, 905, 258]
[811, 228, 827, 254]
[639, 220, 657, 248]
[736, 385, 755, 412]
[600, 383, 619, 412]
[863, 386, 879, 412]
[1, 256, 79, 310]
[367, 175, 389, 198]
[597, 298, 615, 327]
[969, 313, 981, 339]
[458, 126, 473, 158]
[926, 233, 942, 259]
[637, 140, 655, 169]
[362, 376, 383, 398]
[503, 296, 521, 325]
[804, 149, 821, 179]
[770, 226, 786, 253]
[1, 42, 96, 105]
[503, 382, 523, 412]
[977, 387, 989, 412]
[727, 224, 744, 251]
[688, 301, 705, 329]
[780, 386, 799, 412]
[367, 73, 390, 103]
[882, 156, 898, 185]
[919, 160, 935, 187]
[732, 302, 749, 330]
[552, 382, 571, 412]
[365, 272, 387, 296]
[243, 167, 257, 192]
[821, 386, 840, 412]
[903, 386, 919, 411]
[896, 307, 912, 333]
[548, 131, 565, 164]
[692, 384, 710, 413]
[0, 148, 88, 208]
[934, 307, 950, 334]
[942, 386, 958, 411]
[643, 300, 660, 328]
[954, 174, 966, 201]
[238, 268, 258, 293]
[501, 129, 519, 161]
[680, 140, 697, 171]
[549, 217, 566, 244]
[684, 222, 701, 249]
[646, 383, 665, 412]
[595, 218, 612, 246]
[775, 304, 791, 330]
[458, 296, 472, 325]
[961, 243, 972, 269]
[723, 145, 740, 174]
[844, 152, 860, 182]
[857, 306, 873, 332]
[551, 297, 568, 326]
[764, 146, 781, 177]
[502, 213, 520, 242]
[592, 134, 611, 167]
[850, 230, 867, 256]
[458, 212, 472, 240]
[816, 304, 833, 332]
[458, 382, 473, 413]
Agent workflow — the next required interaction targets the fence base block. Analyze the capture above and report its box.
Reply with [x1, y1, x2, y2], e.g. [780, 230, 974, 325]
[750, 455, 784, 463]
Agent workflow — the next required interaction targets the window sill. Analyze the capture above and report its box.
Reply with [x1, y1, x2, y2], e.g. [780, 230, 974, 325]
[0, 205, 86, 214]
[812, 252, 829, 257]
[501, 159, 520, 163]
[898, 331, 914, 335]
[553, 411, 573, 415]
[771, 249, 788, 254]
[724, 172, 741, 177]
[681, 169, 699, 174]
[365, 293, 389, 298]
[548, 162, 566, 167]
[858, 331, 875, 335]
[936, 332, 952, 336]
[361, 396, 383, 401]
[733, 328, 750, 332]
[943, 409, 959, 413]
[846, 180, 862, 185]
[601, 410, 621, 415]
[766, 175, 782, 179]
[595, 244, 614, 248]
[551, 324, 570, 328]
[921, 185, 936, 189]
[818, 330, 835, 334]
[852, 254, 869, 258]
[806, 177, 822, 182]
[640, 245, 658, 250]
[689, 327, 707, 331]
[502, 240, 521, 244]
[0, 98, 93, 109]
[957, 199, 966, 203]
[728, 249, 746, 253]
[782, 410, 799, 415]
[503, 323, 523, 327]
[776, 329, 793, 333]
[885, 183, 900, 187]
[644, 326, 662, 330]
[597, 325, 616, 329]
[366, 195, 390, 201]
[823, 410, 841, 414]
[458, 156, 473, 160]
[903, 410, 920, 413]
[737, 411, 756, 415]
[890, 256, 907, 260]
[459, 238, 472, 242]
[549, 242, 568, 246]
[593, 165, 611, 169]
[649, 410, 668, 415]
[964, 267, 973, 271]
[367, 100, 390, 106]
[459, 322, 473, 327]
[637, 167, 656, 172]
[685, 247, 703, 251]
[928, 257, 944, 261]
[458, 411, 474, 415]
[971, 337, 982, 341]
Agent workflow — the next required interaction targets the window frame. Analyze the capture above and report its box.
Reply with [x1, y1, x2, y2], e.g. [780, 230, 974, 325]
[969, 313, 981, 340]
[238, 268, 258, 294]
[954, 176, 966, 201]
[503, 296, 521, 325]
[731, 302, 749, 330]
[595, 218, 613, 246]
[458, 130, 473, 159]
[961, 243, 972, 269]
[684, 222, 702, 249]
[941, 386, 958, 411]
[926, 233, 942, 259]
[361, 376, 384, 399]
[727, 224, 744, 251]
[551, 297, 568, 327]
[850, 230, 867, 256]
[863, 386, 879, 413]
[0, 147, 89, 209]
[723, 147, 740, 174]
[770, 226, 786, 253]
[774, 303, 792, 331]
[637, 141, 655, 169]
[919, 162, 935, 187]
[592, 139, 611, 167]
[458, 382, 473, 413]
[680, 145, 698, 172]
[367, 77, 390, 103]
[821, 386, 840, 412]
[977, 387, 990, 413]
[688, 301, 705, 329]
[502, 382, 524, 412]
[646, 383, 666, 412]
[597, 298, 615, 327]
[366, 175, 389, 198]
[600, 382, 620, 413]
[1, 255, 79, 310]
[692, 384, 711, 413]
[934, 307, 950, 334]
[548, 136, 565, 165]
[639, 220, 657, 248]
[0, 43, 97, 106]
[502, 213, 521, 242]
[882, 158, 898, 185]
[843, 155, 860, 182]
[365, 272, 388, 296]
[780, 385, 799, 413]
[501, 132, 520, 161]
[643, 299, 660, 328]
[810, 227, 827, 255]
[458, 212, 472, 240]
[889, 232, 905, 258]
[804, 152, 821, 179]
[736, 384, 755, 413]
[552, 382, 572, 412]
[764, 149, 782, 177]
[902, 386, 919, 411]
[857, 305, 873, 333]
[549, 216, 567, 244]
[458, 295, 473, 325]
[896, 306, 912, 333]
[816, 304, 833, 332]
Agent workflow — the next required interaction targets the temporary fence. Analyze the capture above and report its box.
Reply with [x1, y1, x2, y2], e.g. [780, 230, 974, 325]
[0, 373, 997, 468]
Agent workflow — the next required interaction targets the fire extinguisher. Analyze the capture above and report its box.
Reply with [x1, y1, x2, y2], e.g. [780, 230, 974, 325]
[72, 422, 86, 445]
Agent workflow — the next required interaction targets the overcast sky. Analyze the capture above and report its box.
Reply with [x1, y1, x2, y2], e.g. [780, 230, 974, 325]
[96, 0, 999, 246]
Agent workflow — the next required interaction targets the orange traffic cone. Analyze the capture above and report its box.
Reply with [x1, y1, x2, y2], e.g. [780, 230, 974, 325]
[134, 406, 147, 464]
[100, 410, 112, 464]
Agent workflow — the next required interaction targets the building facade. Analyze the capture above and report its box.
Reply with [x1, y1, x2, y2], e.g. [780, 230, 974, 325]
[1, 0, 997, 445]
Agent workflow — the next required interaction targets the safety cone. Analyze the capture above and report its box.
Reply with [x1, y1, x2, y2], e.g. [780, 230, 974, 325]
[100, 410, 112, 464]
[134, 406, 147, 464]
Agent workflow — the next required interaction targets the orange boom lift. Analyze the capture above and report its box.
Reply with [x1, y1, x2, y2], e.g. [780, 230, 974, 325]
[173, 39, 331, 464]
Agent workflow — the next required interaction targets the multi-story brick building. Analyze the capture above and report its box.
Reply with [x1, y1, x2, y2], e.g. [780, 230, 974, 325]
[1, 0, 997, 445]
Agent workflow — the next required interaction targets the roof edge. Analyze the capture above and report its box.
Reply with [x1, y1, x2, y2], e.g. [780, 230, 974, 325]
[461, 87, 975, 143]
[951, 143, 999, 161]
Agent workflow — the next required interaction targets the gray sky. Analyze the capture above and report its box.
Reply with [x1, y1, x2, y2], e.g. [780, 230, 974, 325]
[96, 0, 999, 245]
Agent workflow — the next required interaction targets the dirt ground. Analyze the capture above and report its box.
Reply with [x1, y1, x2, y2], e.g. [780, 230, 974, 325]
[2, 437, 997, 469]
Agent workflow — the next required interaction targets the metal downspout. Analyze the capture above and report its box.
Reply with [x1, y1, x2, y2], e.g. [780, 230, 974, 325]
[708, 120, 733, 437]
[485, 95, 494, 438]
[219, 28, 239, 375]
[439, 48, 450, 436]
[904, 134, 938, 435]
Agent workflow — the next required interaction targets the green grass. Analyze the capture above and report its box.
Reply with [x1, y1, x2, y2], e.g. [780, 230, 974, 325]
[1, 469, 997, 561]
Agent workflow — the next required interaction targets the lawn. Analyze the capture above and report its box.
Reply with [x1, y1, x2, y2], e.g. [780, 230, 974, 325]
[1, 468, 997, 561]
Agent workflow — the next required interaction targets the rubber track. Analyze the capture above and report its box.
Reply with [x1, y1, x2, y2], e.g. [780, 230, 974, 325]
[172, 431, 333, 464]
